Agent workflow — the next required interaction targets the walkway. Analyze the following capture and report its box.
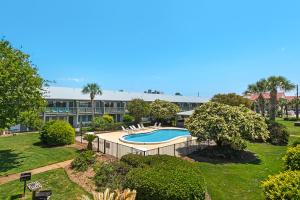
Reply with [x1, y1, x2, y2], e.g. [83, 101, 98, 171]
[0, 160, 73, 185]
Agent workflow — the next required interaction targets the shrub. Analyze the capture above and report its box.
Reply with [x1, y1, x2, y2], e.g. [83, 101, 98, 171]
[185, 102, 269, 151]
[40, 120, 75, 146]
[102, 114, 114, 123]
[267, 120, 289, 146]
[123, 155, 206, 200]
[71, 150, 95, 172]
[94, 161, 131, 191]
[283, 145, 300, 170]
[120, 154, 148, 168]
[123, 115, 135, 124]
[261, 170, 300, 200]
[150, 100, 180, 122]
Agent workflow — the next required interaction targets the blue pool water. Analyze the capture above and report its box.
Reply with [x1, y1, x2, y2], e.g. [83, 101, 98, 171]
[121, 129, 191, 143]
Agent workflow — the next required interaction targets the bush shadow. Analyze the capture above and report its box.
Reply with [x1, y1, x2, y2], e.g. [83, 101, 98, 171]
[0, 149, 25, 174]
[181, 146, 261, 165]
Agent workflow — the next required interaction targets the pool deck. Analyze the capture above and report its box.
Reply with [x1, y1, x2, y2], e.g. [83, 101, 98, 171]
[96, 127, 196, 151]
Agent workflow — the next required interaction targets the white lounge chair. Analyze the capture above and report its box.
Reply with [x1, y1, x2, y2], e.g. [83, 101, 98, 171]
[158, 123, 162, 128]
[153, 122, 157, 128]
[137, 124, 143, 130]
[129, 126, 135, 131]
[141, 124, 146, 129]
[132, 125, 138, 130]
[122, 126, 129, 133]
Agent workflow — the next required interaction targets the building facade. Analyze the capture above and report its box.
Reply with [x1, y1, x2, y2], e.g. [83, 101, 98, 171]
[43, 87, 208, 127]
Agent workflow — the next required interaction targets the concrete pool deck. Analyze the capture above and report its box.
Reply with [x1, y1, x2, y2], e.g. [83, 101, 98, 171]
[96, 127, 197, 151]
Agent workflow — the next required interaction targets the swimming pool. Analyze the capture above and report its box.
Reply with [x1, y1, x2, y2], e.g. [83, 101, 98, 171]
[120, 129, 191, 144]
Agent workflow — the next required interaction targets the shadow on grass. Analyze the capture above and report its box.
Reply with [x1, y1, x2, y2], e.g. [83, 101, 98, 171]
[0, 149, 25, 174]
[10, 194, 23, 200]
[33, 141, 66, 148]
[183, 146, 261, 165]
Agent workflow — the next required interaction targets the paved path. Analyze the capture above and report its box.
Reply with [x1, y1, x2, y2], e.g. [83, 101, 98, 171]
[0, 160, 73, 185]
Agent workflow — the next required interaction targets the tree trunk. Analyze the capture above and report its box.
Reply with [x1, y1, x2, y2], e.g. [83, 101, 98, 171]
[285, 105, 288, 118]
[258, 94, 265, 117]
[91, 99, 95, 120]
[269, 90, 277, 121]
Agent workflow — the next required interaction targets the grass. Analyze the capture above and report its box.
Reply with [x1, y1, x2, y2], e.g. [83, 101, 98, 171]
[0, 169, 89, 200]
[0, 133, 78, 176]
[195, 118, 300, 200]
[197, 143, 286, 200]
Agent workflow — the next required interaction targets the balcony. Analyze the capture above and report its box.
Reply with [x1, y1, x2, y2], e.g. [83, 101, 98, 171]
[45, 107, 125, 114]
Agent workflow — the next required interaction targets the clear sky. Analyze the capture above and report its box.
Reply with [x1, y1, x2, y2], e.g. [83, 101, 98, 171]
[1, 0, 300, 97]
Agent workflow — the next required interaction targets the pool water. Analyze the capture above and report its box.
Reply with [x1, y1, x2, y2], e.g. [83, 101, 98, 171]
[121, 129, 191, 143]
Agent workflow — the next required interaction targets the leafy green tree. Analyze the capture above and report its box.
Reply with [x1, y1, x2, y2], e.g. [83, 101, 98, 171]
[185, 102, 269, 151]
[211, 93, 252, 108]
[82, 83, 102, 120]
[266, 76, 295, 121]
[150, 100, 180, 122]
[19, 110, 44, 130]
[123, 114, 135, 124]
[102, 114, 114, 123]
[278, 98, 288, 117]
[245, 79, 268, 116]
[127, 99, 150, 123]
[0, 40, 46, 129]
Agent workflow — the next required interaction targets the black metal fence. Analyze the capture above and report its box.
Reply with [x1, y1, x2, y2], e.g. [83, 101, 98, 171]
[90, 137, 206, 159]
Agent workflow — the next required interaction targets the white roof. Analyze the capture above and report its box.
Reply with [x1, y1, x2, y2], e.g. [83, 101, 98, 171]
[44, 87, 208, 103]
[177, 110, 195, 116]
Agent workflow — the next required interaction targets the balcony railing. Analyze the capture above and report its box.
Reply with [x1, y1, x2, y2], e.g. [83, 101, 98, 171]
[45, 107, 125, 114]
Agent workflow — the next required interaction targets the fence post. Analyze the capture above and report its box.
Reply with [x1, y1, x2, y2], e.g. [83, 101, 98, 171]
[97, 137, 100, 152]
[158, 147, 160, 155]
[143, 151, 146, 156]
[174, 144, 176, 156]
[116, 143, 119, 158]
[104, 140, 106, 154]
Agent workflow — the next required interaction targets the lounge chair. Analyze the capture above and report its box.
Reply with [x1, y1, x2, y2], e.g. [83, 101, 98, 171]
[129, 126, 135, 131]
[122, 126, 129, 133]
[158, 123, 162, 128]
[137, 124, 143, 130]
[132, 125, 138, 130]
[141, 124, 146, 129]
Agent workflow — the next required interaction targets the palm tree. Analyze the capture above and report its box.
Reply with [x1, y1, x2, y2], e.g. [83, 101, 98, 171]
[245, 79, 268, 117]
[84, 134, 97, 150]
[82, 83, 102, 120]
[278, 98, 288, 117]
[266, 76, 295, 121]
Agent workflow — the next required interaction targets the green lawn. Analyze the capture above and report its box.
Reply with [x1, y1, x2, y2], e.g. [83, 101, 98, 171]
[196, 119, 300, 200]
[0, 133, 78, 176]
[0, 169, 89, 200]
[198, 143, 286, 200]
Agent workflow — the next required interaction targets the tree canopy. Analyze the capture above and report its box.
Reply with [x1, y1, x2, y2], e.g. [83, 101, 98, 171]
[150, 100, 180, 122]
[211, 93, 252, 108]
[127, 99, 150, 123]
[185, 102, 269, 151]
[0, 40, 46, 129]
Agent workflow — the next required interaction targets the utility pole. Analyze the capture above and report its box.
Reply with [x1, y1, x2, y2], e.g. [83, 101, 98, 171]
[296, 84, 299, 120]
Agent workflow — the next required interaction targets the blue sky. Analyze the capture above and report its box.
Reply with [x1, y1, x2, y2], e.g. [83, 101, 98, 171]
[1, 0, 300, 97]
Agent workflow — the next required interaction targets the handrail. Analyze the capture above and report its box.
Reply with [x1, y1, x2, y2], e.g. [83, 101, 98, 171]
[45, 107, 126, 114]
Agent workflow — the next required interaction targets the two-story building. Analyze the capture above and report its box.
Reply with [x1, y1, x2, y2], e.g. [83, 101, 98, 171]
[43, 87, 208, 127]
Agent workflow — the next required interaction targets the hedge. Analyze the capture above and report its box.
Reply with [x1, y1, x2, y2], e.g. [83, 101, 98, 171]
[267, 120, 289, 146]
[123, 155, 206, 200]
[40, 120, 75, 146]
[261, 170, 300, 200]
[283, 145, 300, 170]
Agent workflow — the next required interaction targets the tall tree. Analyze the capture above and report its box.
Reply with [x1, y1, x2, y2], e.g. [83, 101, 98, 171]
[127, 99, 150, 123]
[0, 40, 46, 129]
[82, 83, 102, 120]
[266, 76, 295, 121]
[211, 93, 252, 108]
[150, 100, 180, 122]
[245, 79, 268, 116]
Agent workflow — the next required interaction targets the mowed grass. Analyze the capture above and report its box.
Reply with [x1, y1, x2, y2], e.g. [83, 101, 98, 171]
[197, 143, 286, 200]
[196, 119, 300, 200]
[0, 133, 78, 176]
[0, 169, 89, 200]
